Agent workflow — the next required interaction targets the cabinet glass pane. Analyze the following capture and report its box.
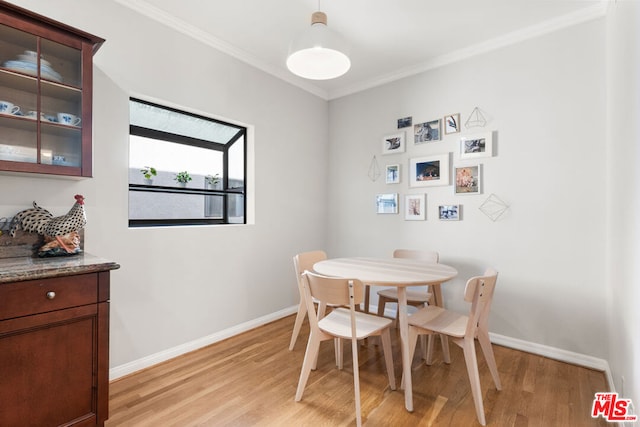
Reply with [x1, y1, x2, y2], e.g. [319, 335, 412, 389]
[0, 66, 37, 118]
[41, 82, 81, 127]
[41, 125, 82, 167]
[41, 39, 80, 87]
[0, 23, 37, 77]
[0, 116, 37, 163]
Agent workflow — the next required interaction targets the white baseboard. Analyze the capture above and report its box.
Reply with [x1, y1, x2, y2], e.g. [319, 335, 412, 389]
[489, 333, 613, 390]
[109, 306, 297, 381]
[380, 305, 614, 390]
[110, 304, 613, 393]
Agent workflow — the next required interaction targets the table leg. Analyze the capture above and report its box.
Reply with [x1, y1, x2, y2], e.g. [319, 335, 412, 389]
[397, 287, 413, 412]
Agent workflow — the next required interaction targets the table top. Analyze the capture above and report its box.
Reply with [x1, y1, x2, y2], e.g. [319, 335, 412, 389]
[313, 257, 457, 286]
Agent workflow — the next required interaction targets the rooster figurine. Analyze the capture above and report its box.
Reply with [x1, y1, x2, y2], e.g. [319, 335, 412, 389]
[10, 194, 87, 256]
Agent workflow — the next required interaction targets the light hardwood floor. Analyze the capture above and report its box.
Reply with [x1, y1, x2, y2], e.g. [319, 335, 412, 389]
[107, 315, 608, 426]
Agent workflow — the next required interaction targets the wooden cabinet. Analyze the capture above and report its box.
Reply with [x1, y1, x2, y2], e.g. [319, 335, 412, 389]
[0, 269, 113, 426]
[0, 2, 104, 177]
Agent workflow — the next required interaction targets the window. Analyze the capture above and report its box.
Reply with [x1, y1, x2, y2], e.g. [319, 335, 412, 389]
[128, 98, 246, 227]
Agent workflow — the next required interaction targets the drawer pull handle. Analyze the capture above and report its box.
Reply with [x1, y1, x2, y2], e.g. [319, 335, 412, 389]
[46, 291, 56, 300]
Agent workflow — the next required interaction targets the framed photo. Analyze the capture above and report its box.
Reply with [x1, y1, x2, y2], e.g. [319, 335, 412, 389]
[385, 164, 400, 184]
[439, 205, 460, 221]
[397, 116, 412, 129]
[414, 119, 441, 143]
[382, 132, 406, 155]
[405, 194, 426, 220]
[460, 132, 493, 159]
[454, 164, 481, 195]
[409, 153, 450, 187]
[376, 193, 398, 214]
[444, 113, 460, 134]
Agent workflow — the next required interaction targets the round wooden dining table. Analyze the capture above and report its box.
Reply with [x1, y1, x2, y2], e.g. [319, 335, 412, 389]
[313, 257, 458, 412]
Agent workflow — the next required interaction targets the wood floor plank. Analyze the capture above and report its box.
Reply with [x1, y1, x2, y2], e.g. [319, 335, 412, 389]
[107, 315, 609, 426]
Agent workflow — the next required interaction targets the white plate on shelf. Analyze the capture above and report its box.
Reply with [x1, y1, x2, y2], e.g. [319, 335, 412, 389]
[2, 60, 62, 82]
[17, 55, 52, 67]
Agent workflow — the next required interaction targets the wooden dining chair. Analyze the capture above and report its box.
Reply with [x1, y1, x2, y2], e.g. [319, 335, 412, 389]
[295, 271, 396, 427]
[376, 249, 439, 359]
[407, 268, 502, 426]
[376, 249, 439, 320]
[289, 251, 328, 351]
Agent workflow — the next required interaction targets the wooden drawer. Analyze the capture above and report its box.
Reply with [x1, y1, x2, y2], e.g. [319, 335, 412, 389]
[0, 273, 97, 321]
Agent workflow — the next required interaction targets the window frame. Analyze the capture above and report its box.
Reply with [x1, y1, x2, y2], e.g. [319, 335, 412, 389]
[128, 98, 247, 228]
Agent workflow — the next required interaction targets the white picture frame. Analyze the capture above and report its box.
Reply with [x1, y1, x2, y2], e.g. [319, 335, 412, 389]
[409, 153, 450, 187]
[376, 193, 398, 214]
[385, 164, 400, 184]
[382, 131, 406, 155]
[460, 132, 493, 159]
[405, 194, 426, 220]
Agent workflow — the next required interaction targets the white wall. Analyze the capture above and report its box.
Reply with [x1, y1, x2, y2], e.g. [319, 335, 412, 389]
[606, 0, 640, 405]
[327, 19, 609, 358]
[2, 0, 329, 369]
[4, 1, 636, 396]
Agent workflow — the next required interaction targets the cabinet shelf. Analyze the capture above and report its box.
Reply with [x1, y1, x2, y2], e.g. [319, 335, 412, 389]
[0, 2, 104, 177]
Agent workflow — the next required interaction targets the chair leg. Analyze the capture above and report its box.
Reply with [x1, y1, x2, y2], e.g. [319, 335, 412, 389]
[477, 332, 502, 390]
[351, 337, 362, 427]
[440, 334, 451, 364]
[295, 332, 322, 401]
[289, 301, 307, 351]
[336, 338, 344, 370]
[377, 296, 388, 317]
[425, 334, 435, 365]
[311, 302, 328, 370]
[363, 285, 371, 313]
[379, 329, 397, 390]
[420, 335, 427, 361]
[317, 302, 327, 319]
[462, 337, 486, 426]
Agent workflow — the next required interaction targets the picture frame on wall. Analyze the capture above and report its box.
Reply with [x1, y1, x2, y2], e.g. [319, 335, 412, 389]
[397, 116, 412, 129]
[386, 164, 400, 184]
[454, 164, 481, 195]
[382, 131, 406, 155]
[444, 113, 460, 134]
[414, 119, 441, 143]
[409, 153, 450, 187]
[376, 193, 399, 214]
[405, 194, 426, 220]
[460, 132, 493, 159]
[439, 204, 460, 221]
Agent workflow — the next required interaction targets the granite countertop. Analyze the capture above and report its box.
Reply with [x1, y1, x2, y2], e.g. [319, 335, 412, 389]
[0, 253, 120, 284]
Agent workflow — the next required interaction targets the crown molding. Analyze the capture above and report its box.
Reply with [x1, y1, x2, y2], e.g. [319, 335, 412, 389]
[114, 0, 607, 102]
[112, 0, 330, 100]
[328, 1, 609, 100]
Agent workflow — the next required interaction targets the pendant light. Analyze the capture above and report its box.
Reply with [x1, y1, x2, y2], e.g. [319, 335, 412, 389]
[286, 4, 351, 80]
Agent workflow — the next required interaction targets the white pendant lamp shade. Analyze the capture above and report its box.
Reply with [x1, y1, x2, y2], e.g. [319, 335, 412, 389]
[287, 11, 351, 80]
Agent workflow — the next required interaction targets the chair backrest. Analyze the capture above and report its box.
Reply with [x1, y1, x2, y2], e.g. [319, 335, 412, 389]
[293, 251, 327, 293]
[463, 268, 498, 338]
[303, 270, 365, 307]
[393, 249, 439, 263]
[302, 271, 365, 339]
